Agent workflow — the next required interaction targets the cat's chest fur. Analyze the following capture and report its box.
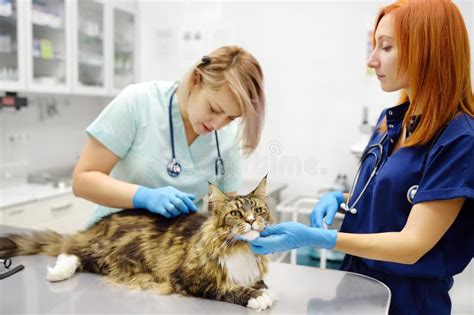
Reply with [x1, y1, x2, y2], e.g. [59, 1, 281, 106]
[219, 251, 262, 287]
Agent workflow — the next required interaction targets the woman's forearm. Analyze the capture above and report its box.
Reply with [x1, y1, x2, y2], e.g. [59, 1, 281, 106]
[334, 199, 464, 265]
[334, 231, 422, 265]
[72, 171, 139, 209]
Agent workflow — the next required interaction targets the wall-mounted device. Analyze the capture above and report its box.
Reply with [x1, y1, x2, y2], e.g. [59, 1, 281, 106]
[0, 92, 27, 110]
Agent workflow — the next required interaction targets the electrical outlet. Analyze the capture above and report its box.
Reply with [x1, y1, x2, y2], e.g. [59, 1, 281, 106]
[20, 131, 31, 142]
[5, 131, 30, 143]
[6, 132, 17, 143]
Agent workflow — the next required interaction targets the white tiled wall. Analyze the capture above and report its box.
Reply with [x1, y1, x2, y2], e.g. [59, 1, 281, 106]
[0, 95, 109, 182]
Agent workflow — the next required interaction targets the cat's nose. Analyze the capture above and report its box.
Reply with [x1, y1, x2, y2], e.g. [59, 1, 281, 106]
[245, 214, 255, 224]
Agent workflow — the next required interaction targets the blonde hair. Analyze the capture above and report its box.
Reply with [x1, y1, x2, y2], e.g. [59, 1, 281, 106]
[179, 46, 265, 155]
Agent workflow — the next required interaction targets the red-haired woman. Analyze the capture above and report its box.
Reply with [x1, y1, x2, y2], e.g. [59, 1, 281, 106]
[249, 1, 473, 313]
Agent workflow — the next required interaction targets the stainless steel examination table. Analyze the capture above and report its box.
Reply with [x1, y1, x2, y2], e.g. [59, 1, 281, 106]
[0, 225, 391, 314]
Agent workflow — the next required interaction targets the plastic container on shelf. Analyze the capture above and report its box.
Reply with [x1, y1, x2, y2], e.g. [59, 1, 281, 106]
[0, 32, 12, 53]
[0, 0, 13, 17]
[32, 2, 62, 29]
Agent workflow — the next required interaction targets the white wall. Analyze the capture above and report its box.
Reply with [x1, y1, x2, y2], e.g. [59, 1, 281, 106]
[138, 0, 473, 198]
[0, 95, 108, 182]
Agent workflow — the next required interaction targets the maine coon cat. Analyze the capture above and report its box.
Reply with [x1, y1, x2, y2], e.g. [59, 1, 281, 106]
[0, 176, 274, 310]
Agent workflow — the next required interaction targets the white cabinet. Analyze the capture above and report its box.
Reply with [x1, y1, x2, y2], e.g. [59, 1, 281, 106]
[112, 5, 136, 93]
[26, 0, 71, 93]
[71, 0, 138, 95]
[0, 0, 138, 96]
[72, 0, 107, 95]
[1, 193, 96, 234]
[0, 0, 27, 91]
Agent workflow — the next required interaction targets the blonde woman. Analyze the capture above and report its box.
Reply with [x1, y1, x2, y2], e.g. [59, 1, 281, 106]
[72, 46, 265, 225]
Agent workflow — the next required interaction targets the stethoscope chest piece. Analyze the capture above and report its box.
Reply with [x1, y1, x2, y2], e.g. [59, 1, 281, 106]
[340, 202, 358, 214]
[407, 185, 418, 204]
[167, 158, 182, 177]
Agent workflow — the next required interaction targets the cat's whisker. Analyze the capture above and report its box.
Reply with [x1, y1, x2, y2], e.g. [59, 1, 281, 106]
[212, 230, 231, 240]
[208, 233, 235, 260]
[221, 236, 239, 250]
[214, 233, 240, 256]
[216, 238, 231, 252]
[204, 231, 228, 249]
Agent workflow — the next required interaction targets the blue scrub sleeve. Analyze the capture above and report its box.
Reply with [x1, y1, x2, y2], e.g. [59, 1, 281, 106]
[414, 134, 474, 203]
[86, 84, 138, 158]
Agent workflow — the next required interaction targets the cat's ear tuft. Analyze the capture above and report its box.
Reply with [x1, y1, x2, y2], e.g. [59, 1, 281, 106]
[208, 182, 229, 203]
[250, 174, 267, 198]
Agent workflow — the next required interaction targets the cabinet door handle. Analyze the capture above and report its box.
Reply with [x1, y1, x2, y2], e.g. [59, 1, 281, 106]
[7, 209, 24, 216]
[50, 203, 73, 212]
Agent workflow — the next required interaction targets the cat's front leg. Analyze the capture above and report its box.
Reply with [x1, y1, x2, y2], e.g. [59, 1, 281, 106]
[244, 288, 273, 310]
[252, 279, 268, 290]
[218, 286, 273, 310]
[185, 282, 272, 310]
[252, 280, 276, 305]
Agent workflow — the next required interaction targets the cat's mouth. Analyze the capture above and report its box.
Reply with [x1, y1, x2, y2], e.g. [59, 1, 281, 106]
[232, 223, 267, 242]
[237, 230, 260, 241]
[240, 222, 267, 239]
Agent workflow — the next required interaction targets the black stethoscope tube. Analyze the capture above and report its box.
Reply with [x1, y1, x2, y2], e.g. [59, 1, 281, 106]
[167, 87, 224, 178]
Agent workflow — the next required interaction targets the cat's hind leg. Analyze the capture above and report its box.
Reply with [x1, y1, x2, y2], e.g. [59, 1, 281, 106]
[105, 272, 174, 295]
[46, 254, 80, 282]
[252, 280, 268, 290]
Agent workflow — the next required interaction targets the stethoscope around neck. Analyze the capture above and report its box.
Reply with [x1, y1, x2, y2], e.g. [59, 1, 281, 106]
[341, 131, 436, 215]
[341, 133, 388, 214]
[166, 87, 225, 178]
[340, 116, 446, 215]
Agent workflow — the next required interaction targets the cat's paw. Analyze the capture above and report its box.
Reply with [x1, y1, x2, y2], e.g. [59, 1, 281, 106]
[264, 288, 276, 301]
[246, 290, 273, 311]
[46, 254, 79, 282]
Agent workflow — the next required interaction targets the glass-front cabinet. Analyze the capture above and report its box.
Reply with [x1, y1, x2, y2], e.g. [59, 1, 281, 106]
[0, 0, 137, 95]
[28, 0, 69, 92]
[0, 0, 25, 90]
[74, 0, 105, 93]
[113, 7, 135, 92]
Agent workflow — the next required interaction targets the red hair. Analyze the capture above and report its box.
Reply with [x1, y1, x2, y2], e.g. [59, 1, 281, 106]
[375, 0, 474, 146]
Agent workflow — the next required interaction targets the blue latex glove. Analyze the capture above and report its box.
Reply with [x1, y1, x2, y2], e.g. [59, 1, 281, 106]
[310, 191, 344, 228]
[249, 222, 337, 255]
[133, 186, 197, 218]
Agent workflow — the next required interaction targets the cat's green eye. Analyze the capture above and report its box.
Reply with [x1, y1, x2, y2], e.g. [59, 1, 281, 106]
[230, 210, 242, 217]
[254, 208, 263, 215]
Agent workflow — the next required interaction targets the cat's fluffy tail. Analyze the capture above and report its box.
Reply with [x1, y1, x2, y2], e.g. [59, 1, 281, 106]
[0, 230, 66, 258]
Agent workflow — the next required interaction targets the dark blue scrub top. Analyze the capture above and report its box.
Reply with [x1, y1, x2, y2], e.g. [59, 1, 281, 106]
[340, 102, 474, 279]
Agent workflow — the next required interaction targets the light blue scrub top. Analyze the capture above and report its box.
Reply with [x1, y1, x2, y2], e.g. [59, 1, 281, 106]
[85, 81, 242, 226]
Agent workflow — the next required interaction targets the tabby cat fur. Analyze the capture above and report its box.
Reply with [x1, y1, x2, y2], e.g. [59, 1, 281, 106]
[0, 176, 275, 310]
